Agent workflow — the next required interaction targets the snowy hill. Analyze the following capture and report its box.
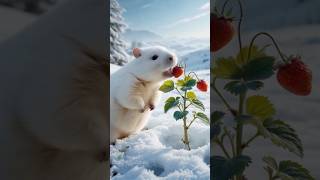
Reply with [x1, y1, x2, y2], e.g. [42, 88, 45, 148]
[180, 48, 210, 71]
[123, 29, 163, 42]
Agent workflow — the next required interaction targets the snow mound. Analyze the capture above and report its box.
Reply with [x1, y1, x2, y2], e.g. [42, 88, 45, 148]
[110, 67, 210, 180]
[180, 48, 210, 71]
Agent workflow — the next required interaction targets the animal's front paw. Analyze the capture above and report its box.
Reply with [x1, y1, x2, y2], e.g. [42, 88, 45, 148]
[149, 104, 155, 111]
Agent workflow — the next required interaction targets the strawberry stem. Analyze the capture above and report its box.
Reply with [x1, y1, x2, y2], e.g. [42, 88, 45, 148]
[188, 71, 200, 81]
[221, 0, 231, 15]
[248, 32, 288, 63]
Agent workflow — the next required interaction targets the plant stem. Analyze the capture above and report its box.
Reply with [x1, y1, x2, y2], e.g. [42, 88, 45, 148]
[235, 1, 244, 179]
[237, 0, 244, 63]
[182, 90, 191, 150]
[215, 139, 231, 159]
[236, 91, 246, 180]
[242, 132, 259, 149]
[224, 127, 236, 156]
[248, 32, 287, 62]
[187, 116, 197, 129]
[212, 77, 236, 116]
[221, 0, 231, 15]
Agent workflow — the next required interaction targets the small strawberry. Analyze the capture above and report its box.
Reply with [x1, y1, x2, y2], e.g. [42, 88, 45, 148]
[211, 14, 235, 52]
[172, 66, 184, 78]
[197, 80, 208, 92]
[277, 57, 312, 96]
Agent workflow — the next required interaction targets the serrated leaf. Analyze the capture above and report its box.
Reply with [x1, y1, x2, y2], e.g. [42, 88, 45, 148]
[176, 79, 185, 86]
[224, 81, 264, 95]
[235, 45, 267, 65]
[262, 119, 303, 158]
[224, 81, 247, 95]
[242, 56, 275, 81]
[181, 86, 192, 91]
[185, 79, 197, 87]
[195, 112, 209, 124]
[212, 155, 252, 180]
[159, 80, 174, 93]
[212, 57, 242, 80]
[191, 99, 205, 111]
[164, 97, 179, 113]
[212, 111, 225, 124]
[246, 81, 264, 91]
[246, 95, 275, 119]
[278, 160, 315, 180]
[186, 91, 197, 100]
[211, 123, 222, 139]
[263, 156, 278, 170]
[173, 111, 188, 120]
[263, 156, 314, 180]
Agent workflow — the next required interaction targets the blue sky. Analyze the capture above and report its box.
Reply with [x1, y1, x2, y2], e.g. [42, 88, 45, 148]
[118, 0, 210, 38]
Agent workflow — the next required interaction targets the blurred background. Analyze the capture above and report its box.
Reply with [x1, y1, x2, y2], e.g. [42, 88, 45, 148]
[0, 0, 62, 43]
[212, 0, 320, 179]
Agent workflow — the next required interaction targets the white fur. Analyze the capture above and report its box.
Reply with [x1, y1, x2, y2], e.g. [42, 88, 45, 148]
[0, 0, 108, 179]
[110, 46, 177, 143]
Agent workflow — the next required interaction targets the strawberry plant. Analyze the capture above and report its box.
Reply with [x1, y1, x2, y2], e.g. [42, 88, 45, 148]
[211, 0, 314, 180]
[159, 66, 209, 150]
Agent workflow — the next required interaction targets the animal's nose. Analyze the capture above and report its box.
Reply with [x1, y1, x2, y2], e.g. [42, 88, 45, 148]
[168, 56, 173, 61]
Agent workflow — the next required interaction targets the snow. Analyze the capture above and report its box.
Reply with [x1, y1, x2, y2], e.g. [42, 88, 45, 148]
[110, 62, 210, 179]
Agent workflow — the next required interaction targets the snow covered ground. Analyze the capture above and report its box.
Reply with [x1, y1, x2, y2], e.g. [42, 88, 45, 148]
[110, 63, 210, 179]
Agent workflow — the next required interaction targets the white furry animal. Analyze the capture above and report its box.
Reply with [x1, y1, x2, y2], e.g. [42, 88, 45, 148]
[0, 0, 108, 180]
[110, 46, 177, 143]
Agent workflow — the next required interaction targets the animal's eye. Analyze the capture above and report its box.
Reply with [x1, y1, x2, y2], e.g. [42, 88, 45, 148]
[151, 55, 158, 60]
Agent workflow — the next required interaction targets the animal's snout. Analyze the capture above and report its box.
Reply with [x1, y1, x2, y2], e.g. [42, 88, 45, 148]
[168, 56, 173, 61]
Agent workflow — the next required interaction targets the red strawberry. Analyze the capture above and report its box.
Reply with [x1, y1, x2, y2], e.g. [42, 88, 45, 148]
[197, 80, 208, 92]
[172, 66, 184, 78]
[277, 57, 312, 96]
[211, 14, 235, 52]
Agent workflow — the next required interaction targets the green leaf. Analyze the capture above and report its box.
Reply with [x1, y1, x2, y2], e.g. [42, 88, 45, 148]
[212, 111, 225, 124]
[224, 81, 247, 96]
[235, 45, 267, 65]
[211, 111, 224, 139]
[195, 112, 209, 125]
[159, 80, 174, 93]
[278, 160, 315, 180]
[185, 79, 197, 87]
[186, 91, 197, 100]
[211, 124, 221, 139]
[212, 57, 242, 80]
[263, 156, 315, 180]
[246, 81, 264, 91]
[246, 95, 275, 119]
[191, 99, 205, 111]
[176, 79, 185, 86]
[242, 56, 275, 81]
[212, 155, 252, 180]
[164, 97, 180, 113]
[262, 119, 304, 158]
[173, 111, 188, 120]
[224, 81, 264, 95]
[181, 86, 192, 91]
[263, 156, 278, 170]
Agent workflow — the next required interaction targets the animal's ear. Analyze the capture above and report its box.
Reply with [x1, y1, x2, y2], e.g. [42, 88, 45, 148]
[133, 48, 141, 58]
